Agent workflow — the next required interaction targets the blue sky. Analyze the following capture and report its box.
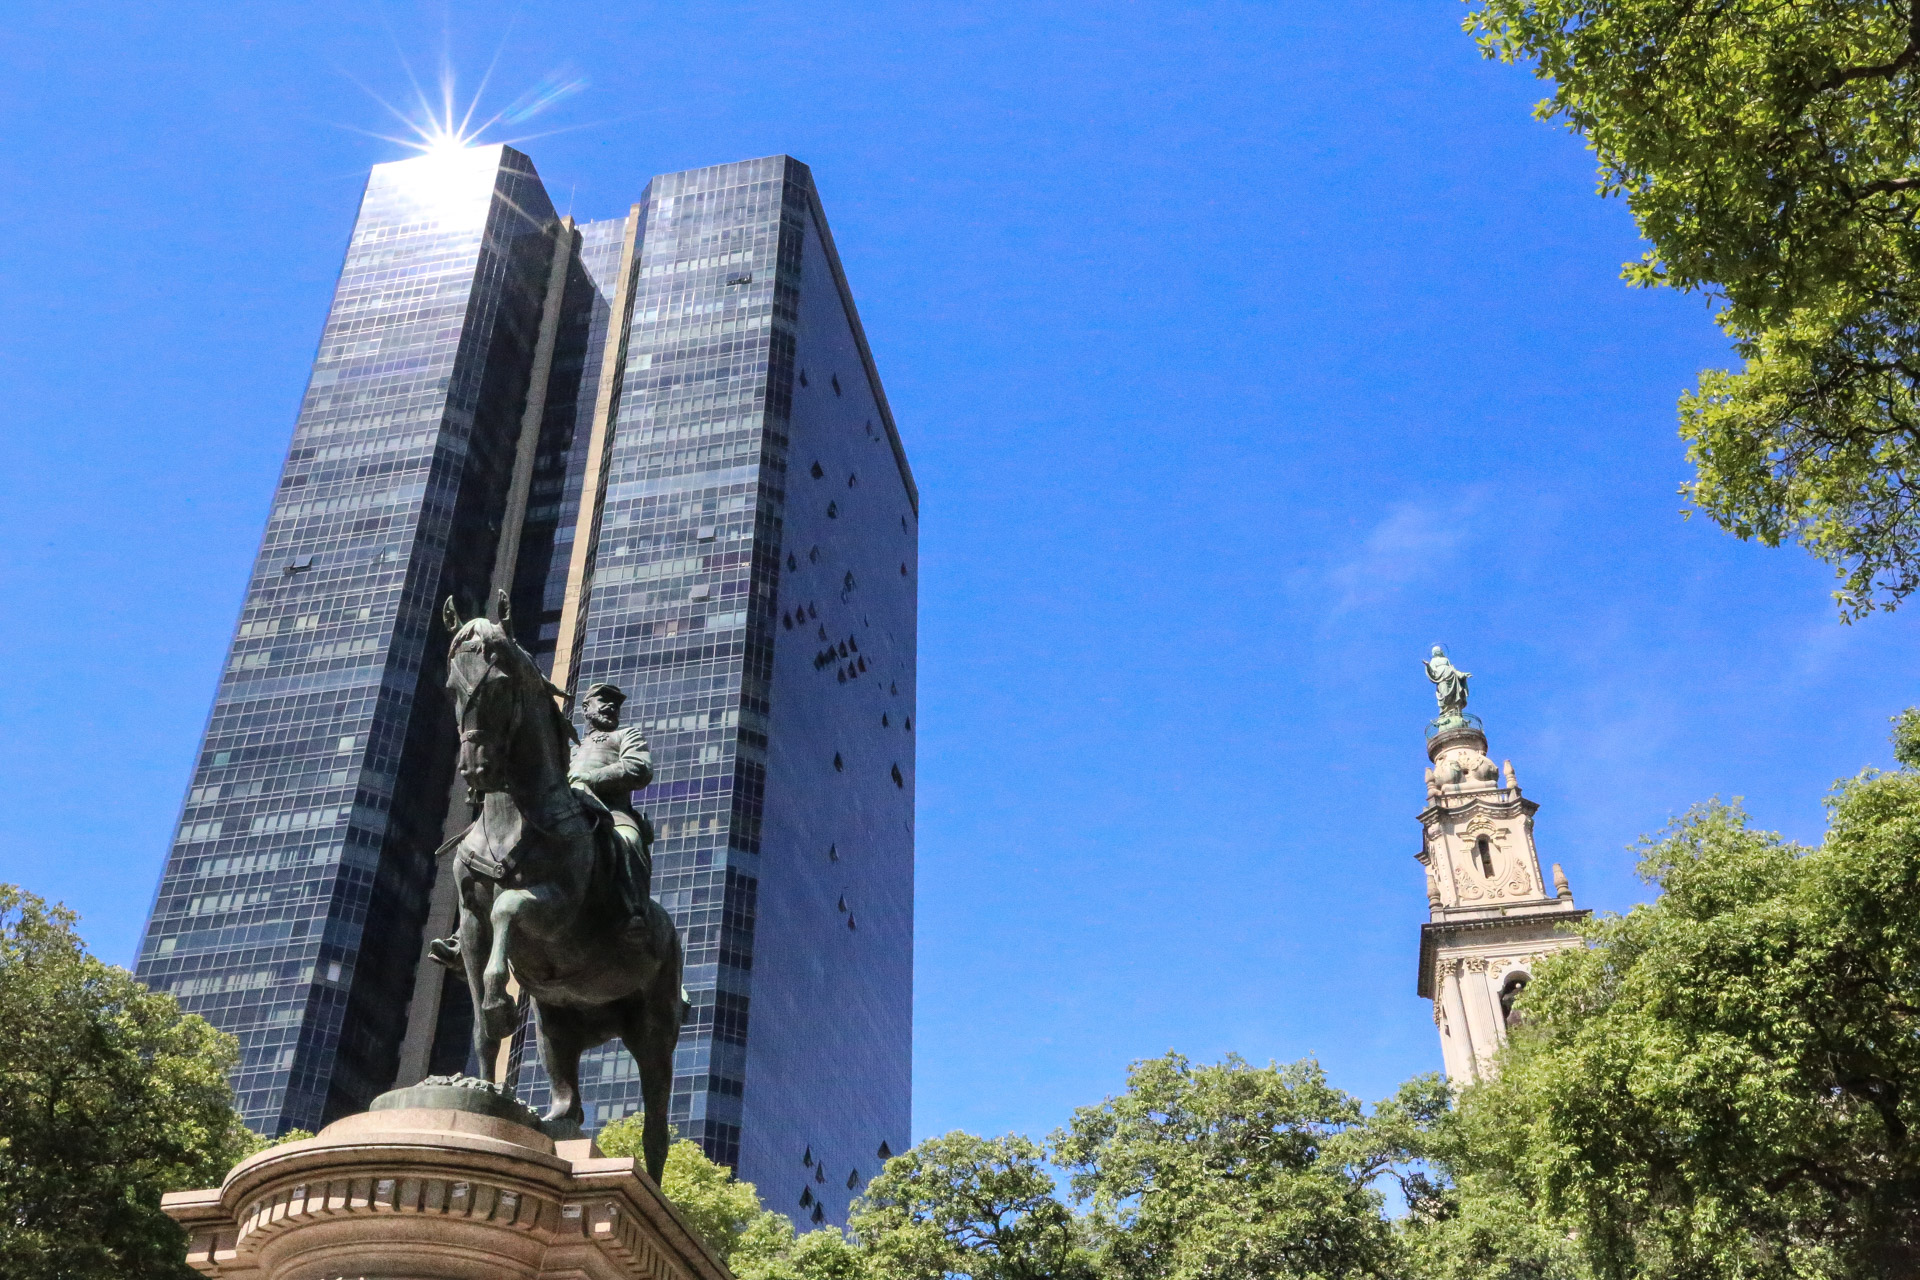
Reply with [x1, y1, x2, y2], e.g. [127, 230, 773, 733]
[5, 0, 1918, 1148]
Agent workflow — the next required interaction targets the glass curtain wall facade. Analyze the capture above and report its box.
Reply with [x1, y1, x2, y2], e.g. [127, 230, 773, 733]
[136, 153, 914, 1217]
[135, 146, 559, 1134]
[503, 158, 915, 1224]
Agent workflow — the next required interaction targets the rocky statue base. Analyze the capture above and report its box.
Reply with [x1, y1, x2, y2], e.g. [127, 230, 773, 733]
[161, 1078, 728, 1280]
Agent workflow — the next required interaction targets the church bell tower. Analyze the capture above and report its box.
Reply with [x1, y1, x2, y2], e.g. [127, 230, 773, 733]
[1414, 648, 1586, 1083]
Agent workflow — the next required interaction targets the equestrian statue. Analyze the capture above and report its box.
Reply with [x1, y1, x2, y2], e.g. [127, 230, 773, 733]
[434, 590, 685, 1182]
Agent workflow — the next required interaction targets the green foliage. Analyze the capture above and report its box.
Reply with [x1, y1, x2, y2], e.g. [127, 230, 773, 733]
[598, 1126, 762, 1262]
[732, 1221, 866, 1280]
[1446, 783, 1920, 1279]
[1053, 1053, 1402, 1280]
[1891, 706, 1920, 767]
[1388, 1078, 1588, 1280]
[1461, 0, 1920, 616]
[597, 1123, 858, 1276]
[0, 884, 257, 1280]
[852, 1131, 1092, 1280]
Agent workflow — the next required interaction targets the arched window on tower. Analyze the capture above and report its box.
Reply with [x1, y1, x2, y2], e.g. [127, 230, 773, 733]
[1499, 971, 1530, 1029]
[1475, 836, 1495, 878]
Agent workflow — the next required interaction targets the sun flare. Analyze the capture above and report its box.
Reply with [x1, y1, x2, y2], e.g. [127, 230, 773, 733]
[348, 56, 587, 162]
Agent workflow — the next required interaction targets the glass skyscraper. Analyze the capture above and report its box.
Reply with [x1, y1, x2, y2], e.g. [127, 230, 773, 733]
[136, 149, 915, 1223]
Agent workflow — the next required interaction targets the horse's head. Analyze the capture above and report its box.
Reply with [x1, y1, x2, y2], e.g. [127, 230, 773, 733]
[444, 593, 536, 797]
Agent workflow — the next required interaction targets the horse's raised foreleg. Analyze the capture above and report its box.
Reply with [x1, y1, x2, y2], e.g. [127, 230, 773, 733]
[481, 887, 533, 1043]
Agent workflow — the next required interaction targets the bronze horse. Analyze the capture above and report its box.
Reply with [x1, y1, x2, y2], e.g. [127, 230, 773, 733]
[441, 593, 685, 1181]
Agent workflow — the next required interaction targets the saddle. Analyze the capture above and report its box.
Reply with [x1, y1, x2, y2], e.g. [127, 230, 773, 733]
[429, 795, 661, 972]
[448, 788, 651, 905]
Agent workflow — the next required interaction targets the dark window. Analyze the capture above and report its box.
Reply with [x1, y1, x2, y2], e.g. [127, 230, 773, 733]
[847, 914, 857, 931]
[811, 460, 824, 479]
[828, 843, 838, 862]
[847, 472, 858, 487]
[827, 501, 838, 518]
[1500, 972, 1530, 1029]
[811, 1204, 825, 1224]
[803, 1146, 814, 1167]
[799, 368, 810, 387]
[877, 1140, 893, 1159]
[837, 895, 847, 912]
[800, 1187, 814, 1207]
[787, 552, 797, 571]
[891, 763, 903, 788]
[833, 752, 843, 772]
[846, 1168, 859, 1189]
[831, 373, 842, 395]
[1475, 837, 1494, 878]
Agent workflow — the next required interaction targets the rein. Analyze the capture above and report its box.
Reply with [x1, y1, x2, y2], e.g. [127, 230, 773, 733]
[451, 629, 584, 882]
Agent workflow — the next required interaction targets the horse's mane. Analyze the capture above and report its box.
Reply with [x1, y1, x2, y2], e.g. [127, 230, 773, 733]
[451, 617, 579, 754]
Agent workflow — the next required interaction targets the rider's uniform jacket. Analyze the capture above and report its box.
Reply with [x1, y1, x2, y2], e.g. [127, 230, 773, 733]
[569, 725, 652, 820]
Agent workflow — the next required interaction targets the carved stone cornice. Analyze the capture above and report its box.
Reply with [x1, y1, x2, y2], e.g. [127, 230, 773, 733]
[1425, 724, 1487, 761]
[163, 1107, 729, 1280]
[1417, 792, 1540, 825]
[1415, 907, 1589, 999]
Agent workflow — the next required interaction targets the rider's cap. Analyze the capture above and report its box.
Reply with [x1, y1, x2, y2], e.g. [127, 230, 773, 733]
[584, 682, 627, 704]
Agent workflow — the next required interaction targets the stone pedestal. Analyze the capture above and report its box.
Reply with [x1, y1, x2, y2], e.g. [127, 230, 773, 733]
[161, 1101, 729, 1280]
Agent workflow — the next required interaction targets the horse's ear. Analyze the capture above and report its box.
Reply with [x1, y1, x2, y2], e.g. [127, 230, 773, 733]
[442, 596, 462, 633]
[492, 588, 512, 632]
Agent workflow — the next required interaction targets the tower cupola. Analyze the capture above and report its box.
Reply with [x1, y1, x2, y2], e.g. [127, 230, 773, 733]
[1413, 649, 1586, 1082]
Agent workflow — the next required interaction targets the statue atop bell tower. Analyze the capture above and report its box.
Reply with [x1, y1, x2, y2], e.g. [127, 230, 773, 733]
[1413, 649, 1586, 1083]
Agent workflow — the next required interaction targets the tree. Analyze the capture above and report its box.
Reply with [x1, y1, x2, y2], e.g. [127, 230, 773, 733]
[851, 1131, 1092, 1280]
[1447, 767, 1920, 1279]
[731, 1220, 867, 1280]
[1462, 0, 1920, 616]
[1053, 1053, 1401, 1280]
[0, 884, 257, 1280]
[597, 1121, 860, 1278]
[1381, 1077, 1588, 1280]
[596, 1125, 767, 1262]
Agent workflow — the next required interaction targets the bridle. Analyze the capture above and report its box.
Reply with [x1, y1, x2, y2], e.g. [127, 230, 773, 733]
[450, 627, 523, 796]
